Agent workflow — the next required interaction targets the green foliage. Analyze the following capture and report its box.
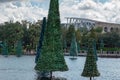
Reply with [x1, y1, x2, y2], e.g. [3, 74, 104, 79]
[94, 27, 103, 33]
[102, 47, 120, 51]
[0, 22, 23, 54]
[66, 25, 75, 46]
[63, 39, 67, 49]
[81, 39, 100, 77]
[80, 26, 88, 34]
[61, 26, 67, 49]
[0, 20, 42, 53]
[100, 32, 120, 48]
[75, 28, 81, 43]
[22, 21, 41, 51]
[70, 33, 78, 57]
[100, 39, 104, 49]
[89, 28, 97, 39]
[22, 24, 30, 49]
[28, 24, 41, 49]
[35, 0, 68, 72]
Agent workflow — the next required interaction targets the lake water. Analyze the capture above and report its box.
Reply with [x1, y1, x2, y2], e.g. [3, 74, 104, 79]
[0, 55, 120, 80]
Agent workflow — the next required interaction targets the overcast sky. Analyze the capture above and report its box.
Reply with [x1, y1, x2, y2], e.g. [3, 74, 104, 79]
[0, 0, 120, 23]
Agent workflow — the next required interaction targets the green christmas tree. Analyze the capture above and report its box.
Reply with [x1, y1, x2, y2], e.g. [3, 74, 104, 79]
[81, 39, 100, 80]
[69, 33, 78, 59]
[35, 17, 46, 63]
[16, 41, 23, 57]
[2, 41, 8, 57]
[35, 0, 68, 79]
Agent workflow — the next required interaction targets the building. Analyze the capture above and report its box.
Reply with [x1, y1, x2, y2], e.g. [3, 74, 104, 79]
[62, 17, 120, 33]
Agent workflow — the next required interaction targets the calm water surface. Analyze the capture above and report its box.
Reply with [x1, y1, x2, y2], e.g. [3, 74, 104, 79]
[0, 55, 120, 80]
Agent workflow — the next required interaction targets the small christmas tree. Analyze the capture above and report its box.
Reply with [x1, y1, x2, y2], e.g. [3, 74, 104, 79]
[16, 41, 23, 57]
[35, 0, 68, 79]
[69, 33, 78, 59]
[2, 41, 8, 57]
[81, 38, 100, 80]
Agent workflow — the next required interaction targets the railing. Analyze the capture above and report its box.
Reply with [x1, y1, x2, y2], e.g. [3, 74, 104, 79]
[64, 50, 120, 58]
[23, 49, 120, 58]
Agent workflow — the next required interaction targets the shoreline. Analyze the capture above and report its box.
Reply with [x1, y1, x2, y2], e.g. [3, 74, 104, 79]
[1, 53, 120, 58]
[64, 53, 120, 58]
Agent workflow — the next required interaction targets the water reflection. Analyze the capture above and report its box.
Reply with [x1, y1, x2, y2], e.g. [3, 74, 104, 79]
[35, 71, 51, 80]
[36, 76, 50, 80]
[0, 56, 120, 80]
[35, 72, 67, 80]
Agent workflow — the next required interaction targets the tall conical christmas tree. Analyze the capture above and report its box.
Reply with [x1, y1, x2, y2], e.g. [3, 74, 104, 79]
[16, 41, 23, 57]
[69, 33, 78, 59]
[35, 17, 46, 63]
[35, 17, 47, 77]
[81, 38, 100, 80]
[35, 0, 68, 79]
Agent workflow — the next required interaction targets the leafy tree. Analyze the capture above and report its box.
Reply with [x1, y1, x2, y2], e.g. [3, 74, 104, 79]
[35, 0, 68, 79]
[61, 26, 67, 50]
[22, 24, 30, 50]
[88, 28, 97, 39]
[80, 26, 88, 35]
[28, 23, 41, 50]
[81, 36, 87, 51]
[66, 25, 75, 47]
[75, 28, 81, 43]
[94, 27, 102, 41]
[81, 38, 100, 80]
[94, 27, 103, 33]
[0, 21, 23, 54]
[101, 32, 120, 48]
